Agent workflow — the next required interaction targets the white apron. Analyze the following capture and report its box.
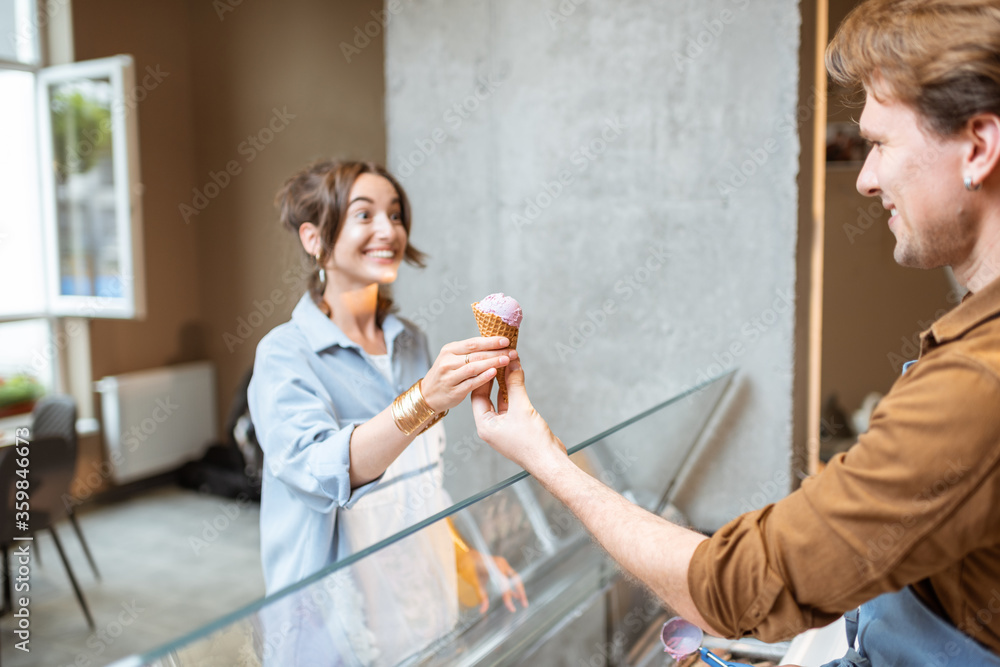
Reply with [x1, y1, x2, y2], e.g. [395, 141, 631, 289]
[320, 423, 459, 666]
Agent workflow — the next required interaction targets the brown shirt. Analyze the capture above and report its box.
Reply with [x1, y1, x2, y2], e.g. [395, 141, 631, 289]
[689, 275, 1000, 654]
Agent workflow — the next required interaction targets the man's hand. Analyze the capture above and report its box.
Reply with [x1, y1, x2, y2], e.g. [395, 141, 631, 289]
[471, 360, 567, 472]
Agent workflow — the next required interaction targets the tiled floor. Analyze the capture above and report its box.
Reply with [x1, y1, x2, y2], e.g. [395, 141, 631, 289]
[0, 486, 264, 667]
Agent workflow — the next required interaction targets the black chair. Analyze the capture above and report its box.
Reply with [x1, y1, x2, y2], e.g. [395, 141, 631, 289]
[30, 395, 101, 581]
[0, 435, 95, 628]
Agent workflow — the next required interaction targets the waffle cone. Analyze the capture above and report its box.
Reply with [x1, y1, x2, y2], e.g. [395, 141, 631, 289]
[472, 303, 520, 402]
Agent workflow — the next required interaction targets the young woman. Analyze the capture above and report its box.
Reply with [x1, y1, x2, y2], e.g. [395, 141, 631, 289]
[249, 159, 521, 663]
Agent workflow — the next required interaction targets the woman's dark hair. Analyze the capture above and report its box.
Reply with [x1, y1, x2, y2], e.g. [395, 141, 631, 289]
[275, 159, 426, 324]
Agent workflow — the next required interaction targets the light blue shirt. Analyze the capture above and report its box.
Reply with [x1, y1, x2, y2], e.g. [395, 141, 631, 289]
[248, 292, 433, 595]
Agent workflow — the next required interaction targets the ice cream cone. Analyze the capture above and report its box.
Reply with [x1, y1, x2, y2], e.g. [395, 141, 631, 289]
[472, 303, 519, 401]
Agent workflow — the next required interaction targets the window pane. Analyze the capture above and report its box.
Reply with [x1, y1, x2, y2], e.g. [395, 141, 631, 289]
[0, 68, 45, 317]
[48, 77, 122, 298]
[0, 0, 40, 65]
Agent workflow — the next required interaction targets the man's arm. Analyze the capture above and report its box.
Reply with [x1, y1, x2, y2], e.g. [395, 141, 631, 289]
[471, 360, 724, 636]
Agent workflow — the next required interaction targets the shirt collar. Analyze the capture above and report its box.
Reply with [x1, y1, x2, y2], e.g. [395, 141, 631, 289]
[291, 292, 409, 354]
[924, 273, 1000, 349]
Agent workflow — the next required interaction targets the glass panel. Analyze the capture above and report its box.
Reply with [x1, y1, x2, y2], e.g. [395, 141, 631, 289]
[0, 68, 45, 317]
[48, 76, 121, 299]
[112, 374, 735, 667]
[0, 0, 40, 65]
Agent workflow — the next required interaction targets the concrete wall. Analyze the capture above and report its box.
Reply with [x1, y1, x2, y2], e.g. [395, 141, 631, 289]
[386, 0, 806, 529]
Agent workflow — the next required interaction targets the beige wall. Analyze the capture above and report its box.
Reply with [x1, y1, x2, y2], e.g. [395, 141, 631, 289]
[73, 0, 386, 444]
[820, 0, 955, 418]
[75, 1, 203, 381]
[821, 167, 954, 413]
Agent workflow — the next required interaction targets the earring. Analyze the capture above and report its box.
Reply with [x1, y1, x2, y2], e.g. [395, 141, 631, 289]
[965, 176, 983, 192]
[315, 251, 325, 284]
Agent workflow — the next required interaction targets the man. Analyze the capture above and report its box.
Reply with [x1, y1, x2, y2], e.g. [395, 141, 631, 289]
[472, 1, 1000, 664]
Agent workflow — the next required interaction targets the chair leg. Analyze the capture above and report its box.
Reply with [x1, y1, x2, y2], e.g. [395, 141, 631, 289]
[1, 544, 10, 616]
[49, 527, 95, 630]
[67, 510, 101, 580]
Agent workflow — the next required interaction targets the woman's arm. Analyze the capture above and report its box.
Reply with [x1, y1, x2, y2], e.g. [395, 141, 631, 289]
[348, 335, 516, 488]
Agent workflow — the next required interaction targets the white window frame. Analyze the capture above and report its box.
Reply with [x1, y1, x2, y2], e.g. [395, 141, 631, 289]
[0, 0, 144, 426]
[36, 54, 146, 319]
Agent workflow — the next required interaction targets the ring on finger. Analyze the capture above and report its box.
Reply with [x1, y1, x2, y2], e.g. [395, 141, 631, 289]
[464, 354, 471, 365]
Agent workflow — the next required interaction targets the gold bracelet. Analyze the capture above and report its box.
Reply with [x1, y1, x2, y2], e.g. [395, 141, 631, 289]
[420, 408, 448, 434]
[391, 379, 446, 435]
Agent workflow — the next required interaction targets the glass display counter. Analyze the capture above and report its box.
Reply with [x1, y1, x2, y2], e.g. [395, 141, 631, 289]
[110, 373, 750, 667]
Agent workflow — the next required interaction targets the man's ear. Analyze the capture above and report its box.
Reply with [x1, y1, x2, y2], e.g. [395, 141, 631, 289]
[964, 113, 1000, 187]
[298, 222, 321, 257]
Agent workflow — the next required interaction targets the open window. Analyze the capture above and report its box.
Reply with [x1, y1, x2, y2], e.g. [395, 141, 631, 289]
[37, 55, 146, 319]
[0, 20, 145, 414]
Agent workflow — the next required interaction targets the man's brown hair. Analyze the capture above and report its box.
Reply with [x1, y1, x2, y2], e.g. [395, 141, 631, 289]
[827, 0, 1000, 135]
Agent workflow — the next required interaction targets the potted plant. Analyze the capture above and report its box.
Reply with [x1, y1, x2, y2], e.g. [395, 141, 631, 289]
[0, 374, 45, 418]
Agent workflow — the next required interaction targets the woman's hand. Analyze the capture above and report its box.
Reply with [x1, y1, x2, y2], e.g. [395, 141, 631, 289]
[456, 548, 528, 614]
[471, 360, 567, 472]
[422, 336, 515, 412]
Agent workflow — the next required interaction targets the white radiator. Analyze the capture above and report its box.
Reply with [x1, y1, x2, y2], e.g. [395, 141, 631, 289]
[95, 362, 217, 484]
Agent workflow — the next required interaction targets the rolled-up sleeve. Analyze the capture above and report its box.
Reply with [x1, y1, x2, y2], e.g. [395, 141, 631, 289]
[249, 334, 381, 514]
[688, 353, 1000, 641]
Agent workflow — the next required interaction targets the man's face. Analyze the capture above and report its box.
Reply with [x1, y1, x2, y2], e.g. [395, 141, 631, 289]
[856, 95, 975, 270]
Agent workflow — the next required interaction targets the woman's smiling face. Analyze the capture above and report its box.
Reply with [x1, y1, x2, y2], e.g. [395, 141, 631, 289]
[327, 173, 408, 290]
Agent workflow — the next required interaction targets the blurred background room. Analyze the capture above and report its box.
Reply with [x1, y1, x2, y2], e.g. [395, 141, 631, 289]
[0, 0, 956, 665]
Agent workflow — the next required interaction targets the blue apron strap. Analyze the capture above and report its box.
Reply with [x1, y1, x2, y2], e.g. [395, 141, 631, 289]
[823, 588, 1000, 666]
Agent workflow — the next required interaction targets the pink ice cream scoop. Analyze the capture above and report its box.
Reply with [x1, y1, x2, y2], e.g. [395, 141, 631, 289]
[660, 616, 702, 660]
[472, 293, 522, 402]
[475, 293, 523, 327]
